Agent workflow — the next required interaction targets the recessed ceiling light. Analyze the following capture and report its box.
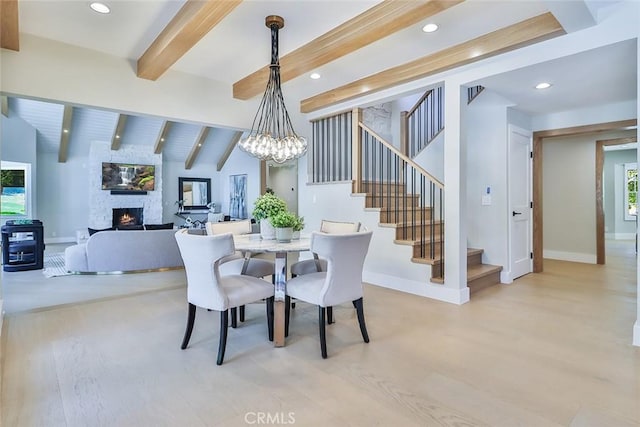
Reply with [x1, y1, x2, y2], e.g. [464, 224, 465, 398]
[90, 2, 110, 14]
[63, 129, 69, 133]
[535, 82, 552, 90]
[422, 23, 438, 33]
[310, 73, 321, 80]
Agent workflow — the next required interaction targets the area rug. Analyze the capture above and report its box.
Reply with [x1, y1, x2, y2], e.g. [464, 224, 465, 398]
[43, 253, 71, 278]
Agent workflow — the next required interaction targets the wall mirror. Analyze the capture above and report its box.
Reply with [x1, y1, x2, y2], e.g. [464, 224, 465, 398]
[178, 177, 211, 210]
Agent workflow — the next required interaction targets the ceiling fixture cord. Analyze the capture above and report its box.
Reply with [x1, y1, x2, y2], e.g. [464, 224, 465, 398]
[238, 15, 307, 163]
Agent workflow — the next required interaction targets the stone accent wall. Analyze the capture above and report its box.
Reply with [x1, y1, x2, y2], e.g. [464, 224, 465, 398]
[363, 103, 392, 142]
[89, 142, 163, 228]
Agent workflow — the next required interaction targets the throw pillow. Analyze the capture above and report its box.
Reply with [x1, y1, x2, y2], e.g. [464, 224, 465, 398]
[144, 222, 174, 230]
[88, 227, 114, 236]
[117, 225, 144, 231]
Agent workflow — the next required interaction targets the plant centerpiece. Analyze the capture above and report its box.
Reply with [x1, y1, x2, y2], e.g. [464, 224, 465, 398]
[270, 210, 298, 243]
[292, 215, 304, 239]
[252, 192, 287, 240]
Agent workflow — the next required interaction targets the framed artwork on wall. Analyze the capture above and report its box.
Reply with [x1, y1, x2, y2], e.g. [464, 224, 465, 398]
[229, 174, 247, 219]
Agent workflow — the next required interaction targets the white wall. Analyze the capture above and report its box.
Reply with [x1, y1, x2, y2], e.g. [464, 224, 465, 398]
[219, 147, 261, 219]
[267, 162, 298, 214]
[298, 181, 465, 304]
[36, 151, 90, 240]
[162, 161, 220, 226]
[464, 90, 513, 271]
[1, 114, 37, 223]
[542, 135, 597, 263]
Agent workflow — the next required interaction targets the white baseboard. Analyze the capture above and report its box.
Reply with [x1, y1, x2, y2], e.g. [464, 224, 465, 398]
[500, 270, 514, 284]
[543, 250, 596, 264]
[615, 233, 635, 240]
[634, 321, 640, 347]
[606, 233, 636, 240]
[363, 271, 470, 305]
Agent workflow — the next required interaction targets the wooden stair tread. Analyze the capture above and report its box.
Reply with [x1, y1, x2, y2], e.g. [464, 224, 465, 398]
[394, 238, 442, 246]
[467, 263, 502, 281]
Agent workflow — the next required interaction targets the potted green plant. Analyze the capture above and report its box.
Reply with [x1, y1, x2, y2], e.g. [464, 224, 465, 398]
[252, 192, 287, 240]
[269, 210, 298, 242]
[292, 215, 304, 239]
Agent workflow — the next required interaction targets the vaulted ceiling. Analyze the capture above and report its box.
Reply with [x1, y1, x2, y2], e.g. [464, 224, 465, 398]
[1, 0, 636, 168]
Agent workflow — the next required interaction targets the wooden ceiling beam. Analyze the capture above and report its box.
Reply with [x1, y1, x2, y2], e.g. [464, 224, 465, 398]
[154, 121, 173, 154]
[58, 106, 73, 163]
[216, 131, 243, 171]
[301, 12, 565, 113]
[233, 0, 464, 100]
[0, 0, 20, 51]
[111, 114, 128, 150]
[137, 0, 242, 81]
[185, 127, 210, 170]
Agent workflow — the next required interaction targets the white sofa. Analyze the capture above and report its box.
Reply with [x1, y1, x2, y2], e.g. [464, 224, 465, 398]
[65, 229, 184, 273]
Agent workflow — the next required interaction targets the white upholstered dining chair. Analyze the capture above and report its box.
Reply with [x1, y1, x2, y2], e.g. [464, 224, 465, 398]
[289, 220, 360, 277]
[174, 230, 275, 365]
[206, 219, 275, 326]
[285, 230, 373, 358]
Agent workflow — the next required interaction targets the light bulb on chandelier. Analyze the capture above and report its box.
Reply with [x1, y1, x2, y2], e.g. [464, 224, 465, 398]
[238, 15, 307, 164]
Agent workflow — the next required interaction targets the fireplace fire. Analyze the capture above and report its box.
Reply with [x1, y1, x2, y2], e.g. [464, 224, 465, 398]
[113, 208, 143, 228]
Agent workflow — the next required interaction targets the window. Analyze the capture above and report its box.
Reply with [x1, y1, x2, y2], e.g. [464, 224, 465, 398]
[1, 161, 31, 217]
[624, 162, 637, 221]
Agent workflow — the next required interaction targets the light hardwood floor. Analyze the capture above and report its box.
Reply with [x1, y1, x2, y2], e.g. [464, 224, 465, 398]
[1, 242, 638, 426]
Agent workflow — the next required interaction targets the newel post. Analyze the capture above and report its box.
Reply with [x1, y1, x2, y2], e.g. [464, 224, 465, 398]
[351, 108, 362, 193]
[400, 110, 408, 156]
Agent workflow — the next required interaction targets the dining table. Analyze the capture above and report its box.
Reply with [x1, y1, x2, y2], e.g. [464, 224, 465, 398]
[233, 233, 311, 347]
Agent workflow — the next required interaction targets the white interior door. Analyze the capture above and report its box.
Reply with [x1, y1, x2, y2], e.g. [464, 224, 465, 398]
[509, 125, 533, 280]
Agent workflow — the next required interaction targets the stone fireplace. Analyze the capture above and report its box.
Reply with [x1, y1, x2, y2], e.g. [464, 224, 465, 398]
[89, 142, 163, 229]
[113, 208, 144, 228]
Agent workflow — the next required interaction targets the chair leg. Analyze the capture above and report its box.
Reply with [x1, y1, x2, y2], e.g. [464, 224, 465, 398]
[352, 300, 357, 309]
[239, 305, 245, 322]
[266, 296, 274, 341]
[327, 306, 334, 324]
[181, 303, 196, 350]
[230, 307, 238, 328]
[285, 295, 291, 337]
[353, 298, 369, 343]
[291, 275, 296, 309]
[319, 306, 328, 359]
[217, 310, 229, 365]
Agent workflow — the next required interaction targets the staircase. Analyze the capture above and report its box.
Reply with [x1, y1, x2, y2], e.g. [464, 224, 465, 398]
[310, 85, 502, 295]
[361, 180, 501, 293]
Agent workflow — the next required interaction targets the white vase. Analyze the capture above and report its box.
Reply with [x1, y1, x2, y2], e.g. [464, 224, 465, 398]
[275, 227, 293, 243]
[260, 219, 276, 240]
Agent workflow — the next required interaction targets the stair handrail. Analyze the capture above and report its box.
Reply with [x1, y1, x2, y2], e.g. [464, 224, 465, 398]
[355, 118, 445, 281]
[401, 85, 444, 158]
[406, 88, 434, 117]
[358, 122, 444, 189]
